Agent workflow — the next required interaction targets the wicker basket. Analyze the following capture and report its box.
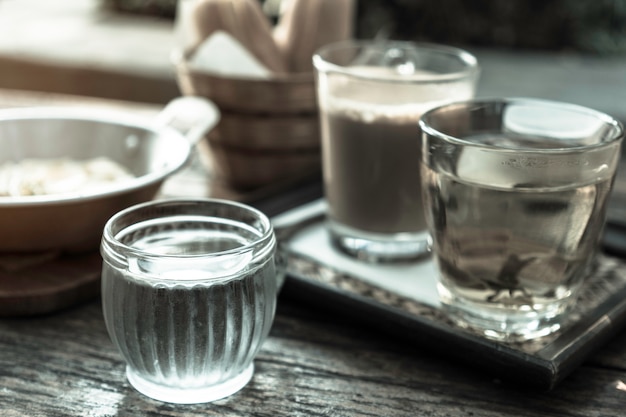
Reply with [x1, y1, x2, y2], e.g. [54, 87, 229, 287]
[174, 51, 321, 189]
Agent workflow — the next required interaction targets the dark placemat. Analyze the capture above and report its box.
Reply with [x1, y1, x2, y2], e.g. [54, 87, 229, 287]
[272, 200, 626, 390]
[0, 251, 102, 317]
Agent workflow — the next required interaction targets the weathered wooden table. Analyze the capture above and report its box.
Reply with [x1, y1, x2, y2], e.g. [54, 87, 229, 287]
[1, 89, 625, 416]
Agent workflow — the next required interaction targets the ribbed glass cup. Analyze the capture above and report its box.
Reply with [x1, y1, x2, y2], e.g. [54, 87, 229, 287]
[100, 198, 277, 404]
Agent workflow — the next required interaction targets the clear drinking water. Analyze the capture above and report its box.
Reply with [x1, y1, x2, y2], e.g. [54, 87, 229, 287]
[420, 98, 624, 341]
[101, 199, 277, 403]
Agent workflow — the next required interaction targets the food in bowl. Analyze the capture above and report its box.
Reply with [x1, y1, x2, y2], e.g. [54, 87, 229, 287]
[0, 96, 220, 252]
[0, 157, 133, 197]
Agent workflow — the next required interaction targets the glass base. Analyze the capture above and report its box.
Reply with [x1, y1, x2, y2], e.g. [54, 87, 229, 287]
[438, 283, 567, 342]
[329, 221, 431, 263]
[126, 364, 254, 404]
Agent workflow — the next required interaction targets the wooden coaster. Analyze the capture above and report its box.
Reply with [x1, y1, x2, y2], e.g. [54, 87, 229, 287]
[0, 251, 102, 317]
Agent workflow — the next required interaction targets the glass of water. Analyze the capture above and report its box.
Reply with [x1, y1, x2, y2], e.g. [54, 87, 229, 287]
[420, 98, 624, 341]
[100, 198, 277, 403]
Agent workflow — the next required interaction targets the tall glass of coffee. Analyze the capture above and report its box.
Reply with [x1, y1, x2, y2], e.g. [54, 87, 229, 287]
[313, 40, 479, 262]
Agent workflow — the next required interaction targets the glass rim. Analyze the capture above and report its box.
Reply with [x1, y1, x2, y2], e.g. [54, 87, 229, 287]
[101, 197, 275, 261]
[313, 39, 480, 84]
[419, 97, 625, 153]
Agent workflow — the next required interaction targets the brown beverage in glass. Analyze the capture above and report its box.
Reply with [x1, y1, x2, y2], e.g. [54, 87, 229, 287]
[314, 41, 479, 262]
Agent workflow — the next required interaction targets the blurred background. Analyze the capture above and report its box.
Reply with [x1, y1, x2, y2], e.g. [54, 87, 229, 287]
[0, 0, 625, 119]
[104, 0, 626, 54]
[0, 0, 624, 210]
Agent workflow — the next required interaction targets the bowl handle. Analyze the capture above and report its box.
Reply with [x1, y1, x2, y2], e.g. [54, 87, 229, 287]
[153, 96, 220, 144]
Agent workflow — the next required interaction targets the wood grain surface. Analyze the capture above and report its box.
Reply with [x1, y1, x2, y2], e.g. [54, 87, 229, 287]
[0, 294, 625, 416]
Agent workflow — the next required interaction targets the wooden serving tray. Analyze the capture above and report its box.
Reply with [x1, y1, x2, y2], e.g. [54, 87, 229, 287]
[272, 199, 626, 390]
[0, 251, 102, 317]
